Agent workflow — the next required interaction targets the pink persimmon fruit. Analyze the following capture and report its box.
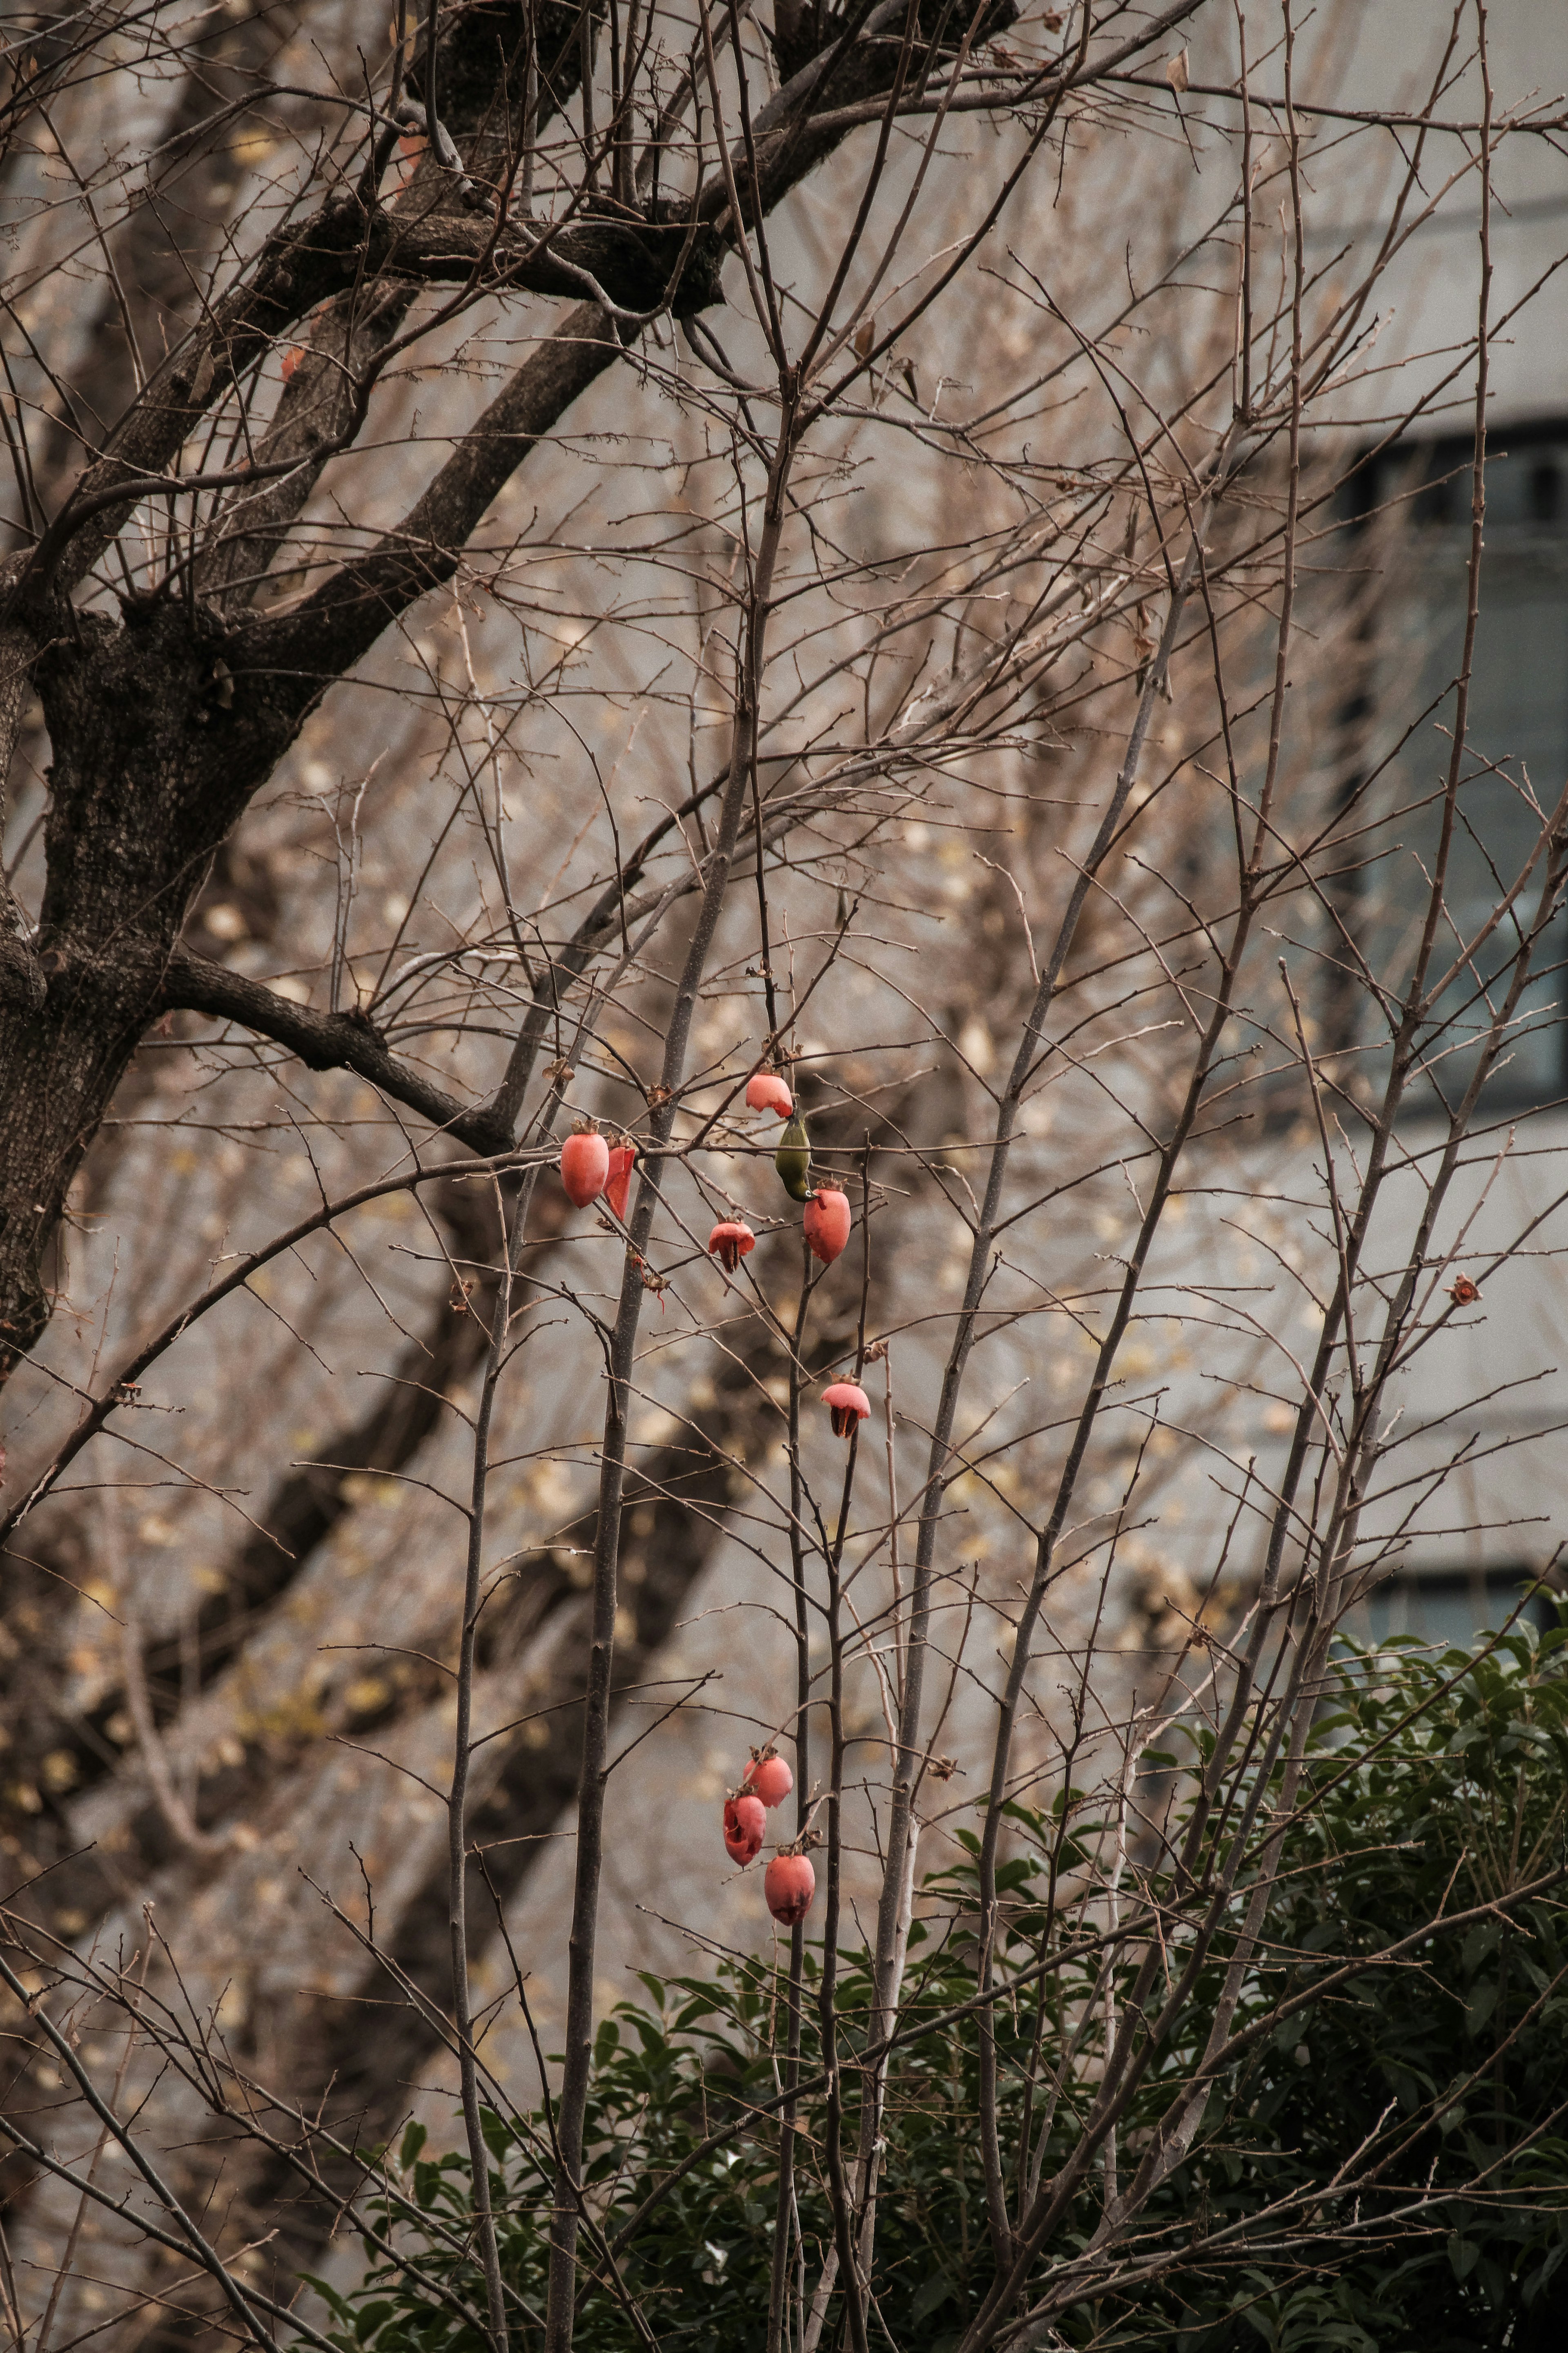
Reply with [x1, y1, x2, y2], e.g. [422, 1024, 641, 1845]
[708, 1220, 755, 1274]
[822, 1381, 871, 1438]
[560, 1130, 610, 1207]
[765, 1851, 816, 1926]
[723, 1792, 766, 1866]
[803, 1187, 851, 1265]
[746, 1072, 794, 1117]
[743, 1750, 793, 1809]
[605, 1142, 636, 1221]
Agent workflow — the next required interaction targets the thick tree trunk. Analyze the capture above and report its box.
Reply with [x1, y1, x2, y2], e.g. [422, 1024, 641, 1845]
[0, 968, 140, 1367]
[0, 600, 236, 1366]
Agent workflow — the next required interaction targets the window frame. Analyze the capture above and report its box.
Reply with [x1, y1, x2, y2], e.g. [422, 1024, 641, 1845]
[1329, 421, 1568, 1122]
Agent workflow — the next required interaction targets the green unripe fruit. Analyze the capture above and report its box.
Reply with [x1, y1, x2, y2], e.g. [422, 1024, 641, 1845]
[775, 1111, 811, 1201]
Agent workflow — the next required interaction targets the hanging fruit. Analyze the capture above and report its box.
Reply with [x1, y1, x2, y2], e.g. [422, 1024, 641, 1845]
[723, 1792, 766, 1866]
[822, 1381, 870, 1438]
[560, 1129, 610, 1207]
[765, 1851, 816, 1926]
[605, 1142, 636, 1222]
[708, 1220, 755, 1274]
[746, 1071, 794, 1117]
[803, 1187, 851, 1265]
[743, 1749, 793, 1809]
[775, 1111, 811, 1201]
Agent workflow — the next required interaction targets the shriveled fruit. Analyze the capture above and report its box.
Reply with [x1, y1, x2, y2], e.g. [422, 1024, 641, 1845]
[765, 1851, 816, 1926]
[560, 1130, 610, 1207]
[803, 1187, 851, 1265]
[746, 1072, 794, 1117]
[605, 1142, 636, 1222]
[822, 1381, 870, 1437]
[743, 1749, 793, 1809]
[724, 1792, 766, 1866]
[775, 1112, 811, 1202]
[709, 1220, 755, 1274]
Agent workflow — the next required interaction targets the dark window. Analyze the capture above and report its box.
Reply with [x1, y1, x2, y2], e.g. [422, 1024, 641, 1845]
[1343, 428, 1568, 1113]
[1340, 1563, 1554, 1653]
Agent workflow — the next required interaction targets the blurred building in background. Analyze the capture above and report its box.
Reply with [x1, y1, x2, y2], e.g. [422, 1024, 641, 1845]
[1143, 0, 1568, 1650]
[1322, 0, 1568, 1644]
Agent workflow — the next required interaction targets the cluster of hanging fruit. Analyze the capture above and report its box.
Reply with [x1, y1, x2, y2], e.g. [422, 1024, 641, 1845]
[721, 1748, 816, 1924]
[555, 1072, 866, 1440]
[559, 1130, 636, 1219]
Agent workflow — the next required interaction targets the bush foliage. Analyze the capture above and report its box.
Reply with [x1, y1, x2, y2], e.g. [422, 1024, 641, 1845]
[311, 1619, 1568, 2352]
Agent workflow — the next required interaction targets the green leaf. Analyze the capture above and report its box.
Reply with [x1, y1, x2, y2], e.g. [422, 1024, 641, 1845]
[300, 2275, 357, 2323]
[1464, 1978, 1499, 2036]
[398, 2120, 428, 2172]
[911, 2272, 954, 2322]
[1461, 1920, 1501, 1974]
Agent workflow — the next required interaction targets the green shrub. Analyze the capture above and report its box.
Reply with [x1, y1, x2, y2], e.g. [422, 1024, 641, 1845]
[310, 1619, 1568, 2352]
[1131, 1621, 1568, 2350]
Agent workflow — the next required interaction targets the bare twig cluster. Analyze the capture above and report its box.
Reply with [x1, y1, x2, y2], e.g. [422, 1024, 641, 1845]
[0, 1, 1566, 2348]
